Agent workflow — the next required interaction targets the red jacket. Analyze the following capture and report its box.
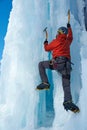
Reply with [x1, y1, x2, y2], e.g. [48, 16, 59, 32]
[44, 28, 73, 59]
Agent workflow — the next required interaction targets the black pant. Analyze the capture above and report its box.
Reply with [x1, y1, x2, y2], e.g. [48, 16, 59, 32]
[38, 58, 72, 102]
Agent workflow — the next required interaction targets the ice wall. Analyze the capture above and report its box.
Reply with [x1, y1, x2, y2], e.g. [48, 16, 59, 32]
[0, 0, 55, 130]
[0, 0, 41, 130]
[0, 0, 85, 130]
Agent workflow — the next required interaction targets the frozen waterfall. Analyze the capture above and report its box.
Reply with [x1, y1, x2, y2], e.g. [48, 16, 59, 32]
[0, 0, 87, 130]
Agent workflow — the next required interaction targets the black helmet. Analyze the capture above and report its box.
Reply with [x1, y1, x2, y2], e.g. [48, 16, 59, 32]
[58, 27, 68, 34]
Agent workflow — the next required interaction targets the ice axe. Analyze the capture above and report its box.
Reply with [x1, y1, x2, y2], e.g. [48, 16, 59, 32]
[43, 27, 48, 40]
[68, 9, 70, 23]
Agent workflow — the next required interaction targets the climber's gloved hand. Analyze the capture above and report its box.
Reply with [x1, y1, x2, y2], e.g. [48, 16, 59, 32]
[67, 23, 71, 28]
[44, 39, 48, 44]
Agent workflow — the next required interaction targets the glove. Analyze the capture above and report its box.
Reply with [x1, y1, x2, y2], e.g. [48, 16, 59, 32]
[67, 23, 71, 28]
[44, 39, 48, 44]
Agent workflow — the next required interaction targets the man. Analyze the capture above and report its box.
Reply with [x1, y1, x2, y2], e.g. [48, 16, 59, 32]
[36, 22, 80, 113]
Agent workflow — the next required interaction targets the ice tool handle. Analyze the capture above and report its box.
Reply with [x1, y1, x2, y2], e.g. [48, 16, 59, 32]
[43, 27, 48, 40]
[68, 9, 70, 23]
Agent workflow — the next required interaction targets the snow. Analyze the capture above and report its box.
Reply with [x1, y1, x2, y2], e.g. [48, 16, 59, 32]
[0, 0, 87, 130]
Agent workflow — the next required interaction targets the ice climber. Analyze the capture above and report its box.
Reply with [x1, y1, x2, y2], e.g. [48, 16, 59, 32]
[36, 10, 80, 113]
